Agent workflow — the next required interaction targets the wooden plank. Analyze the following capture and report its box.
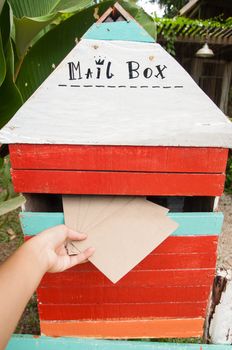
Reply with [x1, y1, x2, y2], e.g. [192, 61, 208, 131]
[38, 285, 211, 304]
[179, 0, 200, 16]
[109, 252, 216, 269]
[9, 145, 228, 173]
[83, 22, 155, 43]
[13, 328, 232, 348]
[25, 236, 217, 254]
[173, 34, 232, 45]
[96, 6, 113, 23]
[20, 212, 224, 236]
[12, 170, 225, 195]
[39, 302, 207, 320]
[40, 268, 215, 288]
[39, 319, 204, 339]
[154, 236, 218, 254]
[113, 3, 135, 22]
[37, 252, 216, 272]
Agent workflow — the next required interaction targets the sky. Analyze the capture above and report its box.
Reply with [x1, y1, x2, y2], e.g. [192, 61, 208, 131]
[137, 0, 165, 17]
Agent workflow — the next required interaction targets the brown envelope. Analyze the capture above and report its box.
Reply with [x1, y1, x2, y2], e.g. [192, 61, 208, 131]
[63, 196, 178, 283]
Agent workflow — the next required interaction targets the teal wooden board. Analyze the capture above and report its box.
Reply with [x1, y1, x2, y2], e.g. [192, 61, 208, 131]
[20, 212, 223, 236]
[6, 335, 232, 350]
[83, 21, 155, 43]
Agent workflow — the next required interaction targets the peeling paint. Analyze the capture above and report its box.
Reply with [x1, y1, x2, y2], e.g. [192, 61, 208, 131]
[206, 269, 232, 344]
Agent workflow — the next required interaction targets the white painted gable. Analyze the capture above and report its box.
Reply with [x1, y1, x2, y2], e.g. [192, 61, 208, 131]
[0, 39, 232, 147]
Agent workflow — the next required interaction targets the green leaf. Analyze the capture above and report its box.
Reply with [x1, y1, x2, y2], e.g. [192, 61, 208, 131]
[121, 1, 156, 39]
[0, 1, 22, 127]
[8, 0, 59, 18]
[8, 0, 93, 18]
[0, 1, 13, 86]
[14, 13, 58, 57]
[16, 0, 114, 101]
[0, 39, 23, 128]
[0, 195, 25, 216]
[0, 31, 6, 86]
[51, 0, 95, 14]
[0, 0, 6, 15]
[11, 0, 94, 60]
[0, 1, 12, 53]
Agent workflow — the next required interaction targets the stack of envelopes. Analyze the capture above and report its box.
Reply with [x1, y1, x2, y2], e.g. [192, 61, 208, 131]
[63, 196, 178, 283]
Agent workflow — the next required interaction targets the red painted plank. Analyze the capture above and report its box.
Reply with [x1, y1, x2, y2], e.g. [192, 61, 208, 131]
[40, 318, 204, 338]
[39, 302, 207, 320]
[67, 252, 216, 271]
[25, 235, 218, 254]
[38, 252, 216, 273]
[154, 236, 218, 254]
[11, 170, 225, 195]
[38, 285, 211, 304]
[9, 144, 228, 173]
[40, 269, 215, 288]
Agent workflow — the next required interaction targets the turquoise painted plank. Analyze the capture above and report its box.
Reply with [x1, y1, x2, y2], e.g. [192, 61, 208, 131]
[83, 21, 155, 43]
[20, 212, 223, 236]
[20, 212, 64, 235]
[170, 212, 223, 236]
[6, 335, 232, 350]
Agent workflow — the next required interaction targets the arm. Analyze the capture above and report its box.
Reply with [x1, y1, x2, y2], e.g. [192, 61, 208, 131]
[0, 225, 94, 350]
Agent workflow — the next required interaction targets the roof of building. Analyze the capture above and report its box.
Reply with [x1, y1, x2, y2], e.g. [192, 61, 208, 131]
[0, 5, 232, 148]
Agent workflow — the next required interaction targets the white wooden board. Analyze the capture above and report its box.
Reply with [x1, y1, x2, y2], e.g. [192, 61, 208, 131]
[0, 39, 232, 147]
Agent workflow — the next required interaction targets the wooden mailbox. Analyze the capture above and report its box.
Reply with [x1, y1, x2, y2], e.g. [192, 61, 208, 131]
[1, 3, 232, 340]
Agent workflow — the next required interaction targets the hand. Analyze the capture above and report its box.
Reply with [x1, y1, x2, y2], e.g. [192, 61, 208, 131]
[25, 225, 95, 273]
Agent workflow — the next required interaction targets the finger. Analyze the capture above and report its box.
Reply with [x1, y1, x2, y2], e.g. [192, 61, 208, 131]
[78, 259, 88, 264]
[68, 247, 95, 268]
[38, 225, 69, 247]
[38, 225, 87, 249]
[66, 228, 87, 241]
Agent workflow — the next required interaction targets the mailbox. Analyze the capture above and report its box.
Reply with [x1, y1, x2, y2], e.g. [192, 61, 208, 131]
[1, 3, 232, 340]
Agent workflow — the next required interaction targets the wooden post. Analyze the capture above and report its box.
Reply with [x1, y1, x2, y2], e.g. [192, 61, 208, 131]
[204, 269, 232, 344]
[220, 62, 232, 114]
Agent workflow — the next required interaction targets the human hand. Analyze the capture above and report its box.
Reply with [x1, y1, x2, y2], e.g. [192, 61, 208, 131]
[25, 225, 94, 273]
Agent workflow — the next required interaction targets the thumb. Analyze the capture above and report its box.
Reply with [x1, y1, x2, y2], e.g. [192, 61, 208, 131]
[68, 247, 95, 268]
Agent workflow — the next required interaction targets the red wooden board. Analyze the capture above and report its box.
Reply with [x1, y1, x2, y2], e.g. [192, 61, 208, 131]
[9, 144, 228, 173]
[40, 318, 204, 338]
[25, 235, 218, 254]
[40, 252, 215, 272]
[154, 236, 218, 254]
[38, 285, 211, 304]
[12, 169, 225, 195]
[40, 269, 215, 288]
[39, 302, 207, 320]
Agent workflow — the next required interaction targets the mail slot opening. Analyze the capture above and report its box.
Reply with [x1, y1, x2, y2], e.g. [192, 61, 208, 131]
[23, 193, 215, 213]
[147, 196, 215, 212]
